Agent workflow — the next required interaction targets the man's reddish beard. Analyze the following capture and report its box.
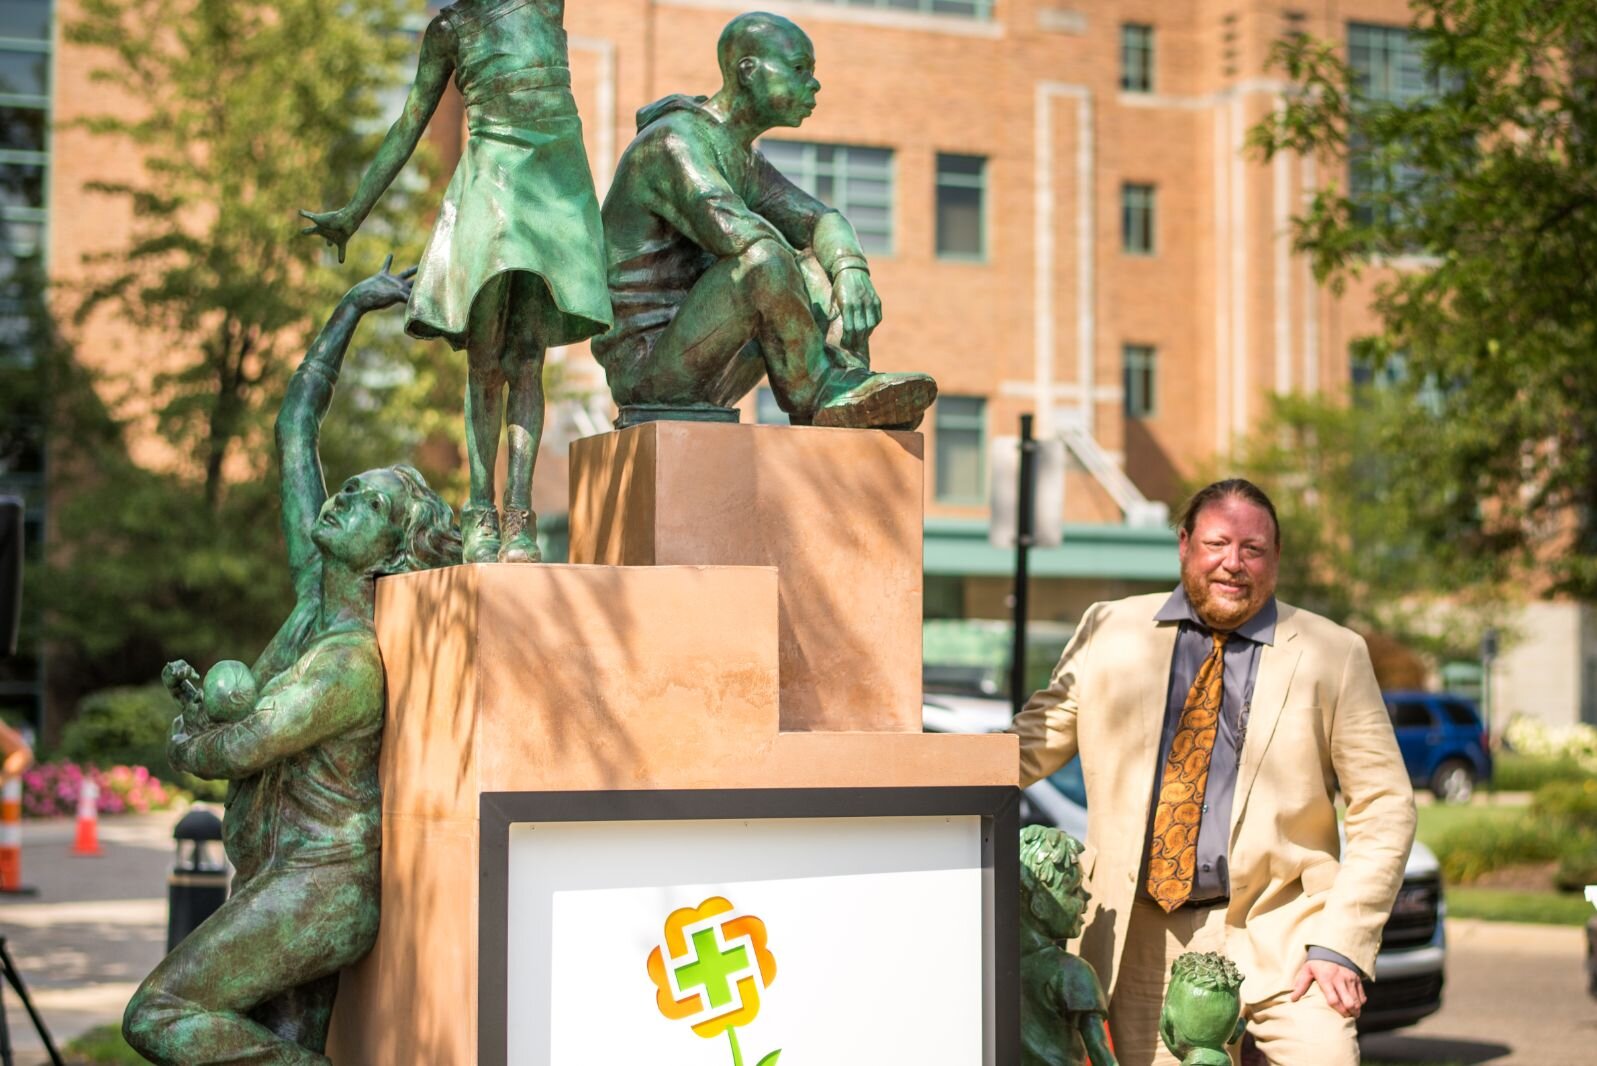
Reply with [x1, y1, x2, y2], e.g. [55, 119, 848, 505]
[1181, 561, 1270, 631]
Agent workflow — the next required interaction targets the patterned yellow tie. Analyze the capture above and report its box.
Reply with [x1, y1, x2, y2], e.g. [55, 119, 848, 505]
[1147, 631, 1229, 912]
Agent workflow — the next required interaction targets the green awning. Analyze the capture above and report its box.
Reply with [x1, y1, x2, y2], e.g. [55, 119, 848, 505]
[924, 517, 1179, 581]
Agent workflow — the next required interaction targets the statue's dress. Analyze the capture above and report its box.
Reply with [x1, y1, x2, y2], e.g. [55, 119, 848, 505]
[407, 0, 611, 349]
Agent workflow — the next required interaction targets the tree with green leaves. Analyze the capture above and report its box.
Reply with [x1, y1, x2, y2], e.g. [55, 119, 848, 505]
[1250, 0, 1597, 597]
[37, 0, 466, 712]
[1222, 389, 1504, 662]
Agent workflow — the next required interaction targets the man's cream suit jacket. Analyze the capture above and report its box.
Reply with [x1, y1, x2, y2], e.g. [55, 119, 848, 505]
[1011, 593, 1417, 1005]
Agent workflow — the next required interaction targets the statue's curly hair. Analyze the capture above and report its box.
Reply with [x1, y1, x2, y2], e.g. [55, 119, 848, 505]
[1170, 951, 1244, 994]
[380, 464, 463, 574]
[1019, 824, 1084, 902]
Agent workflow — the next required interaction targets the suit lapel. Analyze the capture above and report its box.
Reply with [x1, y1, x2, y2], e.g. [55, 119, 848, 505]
[1141, 622, 1180, 751]
[1231, 605, 1302, 839]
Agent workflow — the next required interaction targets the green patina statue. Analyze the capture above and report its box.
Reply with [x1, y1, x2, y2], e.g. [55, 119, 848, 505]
[1159, 952, 1247, 1066]
[122, 262, 462, 1065]
[1019, 825, 1118, 1066]
[592, 12, 938, 430]
[301, 0, 611, 564]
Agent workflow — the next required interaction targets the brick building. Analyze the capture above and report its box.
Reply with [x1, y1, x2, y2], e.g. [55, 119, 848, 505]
[11, 0, 1594, 731]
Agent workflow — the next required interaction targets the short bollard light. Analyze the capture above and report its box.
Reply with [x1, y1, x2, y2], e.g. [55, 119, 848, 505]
[168, 807, 228, 951]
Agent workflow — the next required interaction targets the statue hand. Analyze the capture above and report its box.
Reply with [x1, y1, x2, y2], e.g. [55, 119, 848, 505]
[162, 660, 201, 706]
[347, 255, 417, 312]
[299, 206, 359, 264]
[832, 267, 882, 353]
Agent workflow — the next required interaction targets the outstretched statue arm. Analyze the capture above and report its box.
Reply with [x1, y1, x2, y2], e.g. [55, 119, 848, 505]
[299, 16, 456, 262]
[170, 640, 382, 780]
[274, 258, 415, 604]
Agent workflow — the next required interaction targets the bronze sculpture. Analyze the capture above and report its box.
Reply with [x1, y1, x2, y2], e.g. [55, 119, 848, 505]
[1159, 952, 1247, 1066]
[592, 12, 937, 430]
[302, 0, 611, 563]
[123, 263, 462, 1065]
[1019, 825, 1118, 1066]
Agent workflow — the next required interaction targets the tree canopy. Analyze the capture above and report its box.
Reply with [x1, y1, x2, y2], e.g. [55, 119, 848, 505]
[38, 0, 465, 706]
[1250, 0, 1597, 598]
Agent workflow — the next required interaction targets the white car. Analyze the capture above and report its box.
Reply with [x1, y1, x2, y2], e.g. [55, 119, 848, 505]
[923, 692, 1446, 1033]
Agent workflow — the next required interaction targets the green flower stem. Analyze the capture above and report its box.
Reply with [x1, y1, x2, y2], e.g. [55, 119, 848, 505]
[727, 1026, 744, 1066]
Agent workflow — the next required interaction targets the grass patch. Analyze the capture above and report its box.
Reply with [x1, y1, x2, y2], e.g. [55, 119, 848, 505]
[1493, 752, 1596, 792]
[1444, 885, 1594, 926]
[65, 1022, 144, 1065]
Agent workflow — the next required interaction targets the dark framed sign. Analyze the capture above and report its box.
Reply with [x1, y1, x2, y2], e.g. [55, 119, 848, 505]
[479, 786, 1019, 1066]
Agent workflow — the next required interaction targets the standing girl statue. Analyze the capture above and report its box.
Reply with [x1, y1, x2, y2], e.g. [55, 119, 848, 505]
[301, 0, 611, 563]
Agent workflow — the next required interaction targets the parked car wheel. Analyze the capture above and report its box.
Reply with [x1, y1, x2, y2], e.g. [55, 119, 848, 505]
[1430, 759, 1476, 804]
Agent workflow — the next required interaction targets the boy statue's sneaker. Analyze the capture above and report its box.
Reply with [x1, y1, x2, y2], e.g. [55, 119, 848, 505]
[462, 504, 501, 564]
[498, 506, 542, 564]
[813, 369, 937, 431]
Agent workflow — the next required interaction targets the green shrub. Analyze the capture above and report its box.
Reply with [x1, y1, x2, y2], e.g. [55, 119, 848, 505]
[59, 684, 175, 774]
[1433, 812, 1563, 883]
[1533, 778, 1597, 828]
[1493, 751, 1596, 791]
[65, 1022, 145, 1065]
[58, 684, 226, 802]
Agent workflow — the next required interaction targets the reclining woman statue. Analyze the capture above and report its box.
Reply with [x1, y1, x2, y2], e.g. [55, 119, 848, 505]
[123, 260, 462, 1065]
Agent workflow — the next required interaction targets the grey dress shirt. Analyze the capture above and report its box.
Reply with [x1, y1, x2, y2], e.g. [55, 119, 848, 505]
[1138, 588, 1361, 976]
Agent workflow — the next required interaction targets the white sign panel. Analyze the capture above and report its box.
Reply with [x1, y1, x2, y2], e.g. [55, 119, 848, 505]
[505, 815, 985, 1065]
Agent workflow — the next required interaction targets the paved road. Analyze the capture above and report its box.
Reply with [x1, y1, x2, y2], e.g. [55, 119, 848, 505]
[1361, 918, 1596, 1065]
[0, 812, 178, 1063]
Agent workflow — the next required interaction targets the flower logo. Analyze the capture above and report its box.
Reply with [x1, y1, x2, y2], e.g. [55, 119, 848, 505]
[646, 896, 781, 1066]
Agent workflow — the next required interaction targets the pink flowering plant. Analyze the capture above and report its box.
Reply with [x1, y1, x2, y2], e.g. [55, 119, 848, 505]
[19, 761, 182, 818]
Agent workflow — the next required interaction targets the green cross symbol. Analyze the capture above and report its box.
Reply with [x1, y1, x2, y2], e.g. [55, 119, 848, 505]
[672, 927, 751, 1011]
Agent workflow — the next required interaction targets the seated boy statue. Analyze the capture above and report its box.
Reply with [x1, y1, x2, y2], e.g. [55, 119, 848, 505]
[1020, 824, 1118, 1066]
[592, 12, 937, 430]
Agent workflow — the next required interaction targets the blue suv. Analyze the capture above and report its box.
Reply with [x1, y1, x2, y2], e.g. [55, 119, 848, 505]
[1383, 691, 1493, 803]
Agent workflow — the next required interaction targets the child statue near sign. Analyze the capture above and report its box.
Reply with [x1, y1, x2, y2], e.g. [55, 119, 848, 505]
[301, 0, 611, 564]
[1019, 825, 1118, 1066]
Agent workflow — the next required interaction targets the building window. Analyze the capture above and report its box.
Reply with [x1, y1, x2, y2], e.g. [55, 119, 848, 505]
[1347, 23, 1440, 227]
[1121, 183, 1155, 254]
[806, 0, 994, 19]
[935, 153, 985, 260]
[754, 386, 790, 425]
[1120, 24, 1155, 93]
[934, 395, 986, 503]
[761, 139, 894, 255]
[1123, 344, 1157, 418]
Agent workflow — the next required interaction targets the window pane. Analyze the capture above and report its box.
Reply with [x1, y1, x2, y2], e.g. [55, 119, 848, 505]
[0, 105, 43, 151]
[1121, 24, 1154, 92]
[0, 2, 49, 41]
[935, 396, 985, 502]
[0, 49, 45, 96]
[1122, 183, 1155, 254]
[936, 153, 984, 259]
[1123, 344, 1157, 418]
[0, 161, 43, 209]
[936, 184, 982, 257]
[762, 137, 895, 256]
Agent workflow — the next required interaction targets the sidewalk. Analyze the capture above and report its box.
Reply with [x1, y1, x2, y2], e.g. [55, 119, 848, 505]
[0, 812, 180, 1063]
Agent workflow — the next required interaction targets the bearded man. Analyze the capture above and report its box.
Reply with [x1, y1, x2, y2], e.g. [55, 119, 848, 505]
[1010, 479, 1415, 1066]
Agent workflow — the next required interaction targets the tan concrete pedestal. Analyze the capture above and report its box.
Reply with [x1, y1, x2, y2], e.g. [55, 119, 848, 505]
[326, 564, 1015, 1065]
[569, 422, 925, 733]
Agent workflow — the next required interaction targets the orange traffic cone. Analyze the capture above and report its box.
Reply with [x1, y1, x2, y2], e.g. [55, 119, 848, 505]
[0, 775, 33, 892]
[72, 778, 102, 857]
